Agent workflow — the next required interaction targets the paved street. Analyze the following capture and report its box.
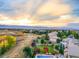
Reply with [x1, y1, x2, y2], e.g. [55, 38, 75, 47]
[1, 33, 38, 58]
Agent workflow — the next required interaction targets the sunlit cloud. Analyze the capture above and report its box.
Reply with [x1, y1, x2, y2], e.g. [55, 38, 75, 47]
[36, 0, 71, 16]
[0, 0, 79, 28]
[0, 19, 32, 26]
[0, 14, 79, 27]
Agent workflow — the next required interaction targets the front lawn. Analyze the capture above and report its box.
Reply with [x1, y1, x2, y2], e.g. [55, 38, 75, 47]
[23, 44, 59, 58]
[35, 45, 54, 54]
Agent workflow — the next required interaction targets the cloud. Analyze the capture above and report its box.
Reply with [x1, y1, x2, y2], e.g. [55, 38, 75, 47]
[0, 0, 79, 28]
[30, 15, 77, 27]
[0, 14, 79, 27]
[0, 0, 71, 19]
[8, 0, 48, 19]
[36, 0, 71, 16]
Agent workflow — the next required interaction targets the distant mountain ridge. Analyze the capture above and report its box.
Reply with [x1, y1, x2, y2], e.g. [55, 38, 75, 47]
[0, 24, 79, 30]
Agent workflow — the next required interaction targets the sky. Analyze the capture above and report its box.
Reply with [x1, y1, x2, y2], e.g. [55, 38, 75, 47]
[0, 0, 79, 27]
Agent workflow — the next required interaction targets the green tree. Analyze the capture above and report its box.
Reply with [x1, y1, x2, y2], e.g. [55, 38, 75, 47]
[56, 39, 61, 43]
[74, 33, 79, 39]
[0, 47, 7, 55]
[57, 32, 62, 38]
[23, 47, 32, 57]
[45, 33, 49, 40]
[59, 43, 65, 55]
[41, 39, 45, 44]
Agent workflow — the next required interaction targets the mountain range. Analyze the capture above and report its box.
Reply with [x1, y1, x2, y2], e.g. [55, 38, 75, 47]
[0, 24, 79, 30]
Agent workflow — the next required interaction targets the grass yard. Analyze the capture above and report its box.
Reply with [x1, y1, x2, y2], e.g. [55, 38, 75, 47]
[31, 44, 55, 54]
